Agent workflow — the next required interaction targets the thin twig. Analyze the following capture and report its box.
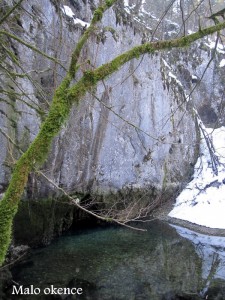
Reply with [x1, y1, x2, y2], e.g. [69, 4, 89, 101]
[37, 170, 147, 232]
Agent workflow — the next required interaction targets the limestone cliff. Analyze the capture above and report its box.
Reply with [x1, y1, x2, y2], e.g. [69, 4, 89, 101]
[0, 0, 224, 208]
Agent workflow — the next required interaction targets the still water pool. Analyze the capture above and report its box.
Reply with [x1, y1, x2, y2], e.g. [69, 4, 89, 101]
[5, 221, 225, 299]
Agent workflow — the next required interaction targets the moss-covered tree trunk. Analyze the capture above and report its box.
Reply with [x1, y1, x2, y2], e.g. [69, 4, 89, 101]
[0, 0, 225, 265]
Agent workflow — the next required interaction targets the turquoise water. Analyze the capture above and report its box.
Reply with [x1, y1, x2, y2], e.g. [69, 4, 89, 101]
[5, 221, 225, 299]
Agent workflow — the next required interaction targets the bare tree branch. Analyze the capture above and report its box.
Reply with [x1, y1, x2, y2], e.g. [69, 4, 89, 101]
[37, 170, 147, 232]
[0, 0, 25, 26]
[0, 30, 67, 71]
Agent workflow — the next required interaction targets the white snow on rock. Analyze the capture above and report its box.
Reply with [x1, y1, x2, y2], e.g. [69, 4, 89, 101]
[168, 71, 182, 86]
[62, 5, 74, 18]
[204, 40, 225, 54]
[188, 30, 194, 35]
[62, 5, 90, 28]
[139, 0, 158, 20]
[219, 59, 225, 68]
[169, 126, 225, 229]
[124, 0, 135, 12]
[161, 58, 172, 70]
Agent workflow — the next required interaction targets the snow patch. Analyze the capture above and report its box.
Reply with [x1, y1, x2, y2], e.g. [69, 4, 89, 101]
[219, 59, 225, 68]
[62, 5, 90, 28]
[204, 40, 225, 54]
[162, 58, 172, 70]
[163, 66, 190, 102]
[169, 126, 225, 229]
[172, 0, 180, 14]
[188, 30, 194, 35]
[168, 71, 183, 89]
[62, 5, 74, 18]
[140, 0, 158, 20]
[124, 0, 135, 10]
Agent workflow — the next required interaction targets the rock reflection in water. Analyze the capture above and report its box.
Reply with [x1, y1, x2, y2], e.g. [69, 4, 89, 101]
[3, 221, 225, 299]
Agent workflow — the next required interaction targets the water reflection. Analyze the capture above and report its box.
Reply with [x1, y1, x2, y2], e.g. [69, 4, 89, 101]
[3, 221, 225, 299]
[171, 225, 225, 299]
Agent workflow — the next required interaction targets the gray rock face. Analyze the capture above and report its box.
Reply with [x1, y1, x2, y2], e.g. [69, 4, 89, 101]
[51, 54, 197, 196]
[0, 0, 223, 207]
